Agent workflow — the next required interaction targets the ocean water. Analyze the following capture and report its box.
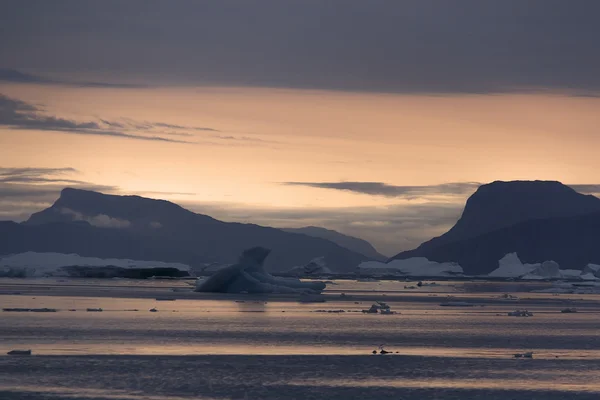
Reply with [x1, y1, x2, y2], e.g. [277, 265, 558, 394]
[1, 278, 600, 399]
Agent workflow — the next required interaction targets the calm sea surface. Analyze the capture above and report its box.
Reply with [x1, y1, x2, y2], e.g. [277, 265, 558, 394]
[1, 278, 600, 399]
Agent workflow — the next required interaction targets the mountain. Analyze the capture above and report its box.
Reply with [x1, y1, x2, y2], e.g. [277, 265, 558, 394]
[391, 181, 600, 274]
[282, 226, 386, 260]
[1, 188, 369, 272]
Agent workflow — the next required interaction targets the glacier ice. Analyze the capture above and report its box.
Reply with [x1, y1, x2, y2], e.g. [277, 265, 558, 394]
[358, 258, 463, 277]
[194, 247, 326, 294]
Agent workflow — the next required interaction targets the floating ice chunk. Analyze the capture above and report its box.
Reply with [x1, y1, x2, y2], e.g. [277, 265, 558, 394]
[7, 349, 31, 356]
[489, 254, 580, 280]
[508, 310, 533, 317]
[561, 269, 585, 279]
[560, 308, 577, 313]
[195, 247, 326, 294]
[439, 301, 474, 307]
[582, 264, 600, 279]
[488, 253, 539, 278]
[580, 273, 600, 281]
[526, 261, 562, 279]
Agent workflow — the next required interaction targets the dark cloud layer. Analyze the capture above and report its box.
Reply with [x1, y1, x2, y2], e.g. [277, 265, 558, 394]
[0, 93, 212, 143]
[285, 180, 600, 200]
[1, 1, 599, 94]
[0, 68, 147, 89]
[284, 181, 482, 198]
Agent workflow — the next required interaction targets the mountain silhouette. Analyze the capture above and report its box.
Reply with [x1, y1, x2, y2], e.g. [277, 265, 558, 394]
[1, 188, 369, 272]
[391, 181, 600, 274]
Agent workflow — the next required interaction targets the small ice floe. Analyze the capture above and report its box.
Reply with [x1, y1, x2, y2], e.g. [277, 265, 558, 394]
[3, 308, 57, 312]
[439, 301, 474, 307]
[514, 351, 534, 359]
[508, 309, 533, 317]
[149, 308, 158, 312]
[86, 308, 103, 312]
[362, 301, 398, 314]
[560, 308, 578, 313]
[373, 345, 393, 355]
[363, 304, 379, 314]
[7, 349, 31, 356]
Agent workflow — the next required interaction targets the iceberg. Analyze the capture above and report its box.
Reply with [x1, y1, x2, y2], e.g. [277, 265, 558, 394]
[194, 247, 326, 294]
[521, 261, 562, 280]
[488, 253, 539, 278]
[358, 258, 463, 277]
[489, 253, 597, 280]
[0, 252, 191, 278]
[582, 264, 600, 279]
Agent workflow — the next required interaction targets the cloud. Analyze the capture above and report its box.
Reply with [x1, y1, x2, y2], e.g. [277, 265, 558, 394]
[153, 122, 217, 132]
[1, 2, 599, 94]
[0, 68, 147, 89]
[569, 185, 600, 195]
[0, 93, 276, 147]
[0, 167, 82, 184]
[283, 181, 482, 199]
[0, 167, 120, 222]
[0, 93, 194, 143]
[59, 207, 131, 229]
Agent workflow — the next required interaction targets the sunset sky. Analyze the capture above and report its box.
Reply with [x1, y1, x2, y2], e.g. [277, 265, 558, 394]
[1, 1, 600, 255]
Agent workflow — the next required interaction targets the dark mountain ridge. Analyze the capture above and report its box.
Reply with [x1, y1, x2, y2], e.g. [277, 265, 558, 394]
[391, 180, 600, 274]
[2, 188, 369, 272]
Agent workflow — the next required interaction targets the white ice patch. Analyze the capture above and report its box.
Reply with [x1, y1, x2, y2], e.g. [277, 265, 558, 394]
[0, 251, 191, 277]
[358, 257, 463, 277]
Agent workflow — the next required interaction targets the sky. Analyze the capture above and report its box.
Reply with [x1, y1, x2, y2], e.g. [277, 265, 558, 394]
[1, 1, 600, 256]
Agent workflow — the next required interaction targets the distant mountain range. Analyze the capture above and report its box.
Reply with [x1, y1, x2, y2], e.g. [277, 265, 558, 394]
[0, 188, 371, 272]
[4, 181, 599, 277]
[282, 226, 386, 260]
[391, 180, 600, 274]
